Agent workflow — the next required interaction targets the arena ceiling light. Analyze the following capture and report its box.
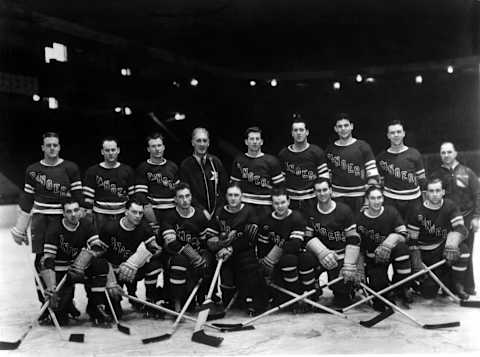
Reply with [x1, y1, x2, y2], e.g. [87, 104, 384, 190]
[121, 68, 132, 76]
[415, 75, 423, 84]
[32, 94, 40, 102]
[173, 81, 180, 88]
[333, 81, 341, 90]
[249, 80, 256, 87]
[47, 97, 58, 109]
[44, 43, 68, 63]
[355, 74, 363, 83]
[190, 78, 199, 87]
[447, 65, 454, 74]
[270, 79, 278, 87]
[124, 107, 132, 115]
[114, 107, 122, 113]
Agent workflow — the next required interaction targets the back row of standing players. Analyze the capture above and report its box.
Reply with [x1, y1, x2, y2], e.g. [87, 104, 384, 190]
[10, 113, 480, 325]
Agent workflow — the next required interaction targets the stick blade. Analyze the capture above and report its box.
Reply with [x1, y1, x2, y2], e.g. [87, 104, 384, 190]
[212, 322, 244, 329]
[117, 324, 131, 335]
[0, 340, 22, 350]
[460, 300, 480, 308]
[423, 321, 460, 329]
[191, 330, 223, 347]
[69, 334, 85, 343]
[221, 325, 255, 332]
[142, 334, 171, 344]
[360, 307, 394, 328]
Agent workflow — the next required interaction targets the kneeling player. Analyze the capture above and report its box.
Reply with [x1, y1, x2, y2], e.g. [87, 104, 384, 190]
[304, 178, 361, 308]
[208, 183, 268, 315]
[39, 200, 112, 326]
[356, 186, 412, 311]
[161, 183, 218, 311]
[257, 188, 311, 311]
[407, 178, 469, 299]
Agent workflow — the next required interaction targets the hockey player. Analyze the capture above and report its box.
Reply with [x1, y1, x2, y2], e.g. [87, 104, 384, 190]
[231, 126, 285, 220]
[40, 200, 113, 326]
[92, 198, 164, 318]
[356, 185, 412, 310]
[208, 183, 268, 315]
[135, 132, 179, 228]
[257, 188, 311, 311]
[432, 142, 479, 295]
[83, 137, 135, 230]
[325, 113, 379, 213]
[407, 178, 470, 299]
[179, 128, 228, 217]
[377, 120, 426, 219]
[278, 117, 329, 216]
[160, 182, 218, 311]
[304, 178, 361, 308]
[11, 132, 83, 308]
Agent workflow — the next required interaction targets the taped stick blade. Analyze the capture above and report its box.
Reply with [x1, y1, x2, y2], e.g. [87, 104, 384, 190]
[68, 334, 85, 343]
[460, 300, 480, 308]
[360, 307, 394, 328]
[0, 340, 22, 350]
[423, 321, 460, 329]
[142, 334, 171, 344]
[117, 324, 131, 335]
[191, 330, 223, 347]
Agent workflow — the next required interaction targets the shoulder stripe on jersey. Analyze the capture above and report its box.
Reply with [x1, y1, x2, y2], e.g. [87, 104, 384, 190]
[451, 216, 465, 227]
[344, 224, 356, 232]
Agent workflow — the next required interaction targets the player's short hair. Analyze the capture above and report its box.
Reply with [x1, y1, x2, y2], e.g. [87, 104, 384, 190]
[291, 114, 308, 129]
[440, 141, 456, 151]
[313, 177, 332, 188]
[175, 182, 191, 195]
[126, 198, 144, 210]
[271, 187, 289, 198]
[386, 120, 405, 131]
[226, 182, 242, 193]
[426, 177, 443, 189]
[334, 113, 352, 125]
[244, 126, 262, 139]
[192, 127, 209, 140]
[42, 132, 60, 143]
[101, 136, 119, 147]
[146, 132, 164, 146]
[365, 184, 384, 198]
[62, 199, 80, 210]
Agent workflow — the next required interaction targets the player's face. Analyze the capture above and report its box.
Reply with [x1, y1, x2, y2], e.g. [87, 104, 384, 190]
[245, 132, 263, 152]
[272, 195, 289, 215]
[366, 189, 384, 212]
[42, 137, 60, 160]
[387, 124, 405, 146]
[63, 202, 81, 225]
[226, 187, 242, 208]
[192, 132, 209, 156]
[334, 119, 353, 140]
[147, 138, 165, 159]
[440, 143, 457, 166]
[426, 182, 445, 205]
[101, 140, 120, 163]
[291, 123, 309, 144]
[314, 182, 332, 203]
[175, 188, 192, 209]
[125, 203, 144, 226]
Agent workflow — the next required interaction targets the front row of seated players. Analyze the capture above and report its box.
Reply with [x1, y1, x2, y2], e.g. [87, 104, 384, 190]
[36, 178, 471, 327]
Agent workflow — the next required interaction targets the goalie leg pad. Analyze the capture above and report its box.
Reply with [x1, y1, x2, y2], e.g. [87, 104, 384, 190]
[298, 251, 318, 292]
[391, 242, 412, 283]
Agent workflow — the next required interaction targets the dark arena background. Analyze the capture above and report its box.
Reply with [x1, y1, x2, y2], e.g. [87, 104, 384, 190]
[1, 0, 480, 355]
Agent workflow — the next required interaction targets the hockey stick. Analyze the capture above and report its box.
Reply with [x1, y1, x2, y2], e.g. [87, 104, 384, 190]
[343, 259, 445, 312]
[269, 282, 394, 328]
[360, 282, 460, 329]
[224, 290, 239, 314]
[32, 269, 85, 343]
[104, 290, 130, 335]
[142, 278, 203, 344]
[213, 276, 343, 331]
[0, 274, 68, 350]
[420, 261, 480, 308]
[191, 259, 224, 347]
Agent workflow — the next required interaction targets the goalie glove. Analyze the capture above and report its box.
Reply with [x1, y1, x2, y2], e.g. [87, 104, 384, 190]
[10, 209, 31, 245]
[106, 264, 123, 300]
[68, 248, 95, 283]
[40, 269, 59, 310]
[443, 231, 463, 263]
[118, 242, 153, 283]
[306, 237, 338, 270]
[216, 246, 233, 261]
[340, 244, 360, 283]
[374, 233, 404, 264]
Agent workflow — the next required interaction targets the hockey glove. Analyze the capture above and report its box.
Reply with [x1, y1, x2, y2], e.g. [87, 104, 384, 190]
[106, 264, 123, 300]
[306, 237, 338, 270]
[68, 248, 95, 283]
[216, 246, 233, 261]
[341, 244, 360, 283]
[181, 244, 208, 280]
[10, 209, 31, 245]
[443, 231, 463, 264]
[40, 269, 59, 310]
[340, 264, 357, 283]
[118, 242, 153, 283]
[375, 233, 404, 264]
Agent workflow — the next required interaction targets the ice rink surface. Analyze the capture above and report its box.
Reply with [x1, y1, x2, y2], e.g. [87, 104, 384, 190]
[1, 204, 480, 356]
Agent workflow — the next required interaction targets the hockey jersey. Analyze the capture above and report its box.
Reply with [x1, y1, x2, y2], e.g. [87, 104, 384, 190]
[135, 159, 179, 210]
[98, 219, 156, 266]
[231, 153, 285, 205]
[161, 207, 216, 252]
[83, 163, 135, 215]
[43, 218, 97, 271]
[357, 205, 406, 254]
[305, 201, 359, 254]
[20, 159, 83, 215]
[407, 199, 467, 251]
[278, 144, 329, 201]
[325, 139, 379, 198]
[377, 147, 426, 201]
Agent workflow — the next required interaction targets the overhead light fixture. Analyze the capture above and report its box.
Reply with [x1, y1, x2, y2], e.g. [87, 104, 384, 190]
[174, 112, 186, 121]
[173, 81, 180, 88]
[415, 75, 423, 84]
[48, 97, 58, 109]
[333, 81, 341, 90]
[124, 107, 132, 115]
[365, 77, 375, 83]
[32, 94, 40, 102]
[44, 42, 68, 63]
[114, 107, 122, 113]
[447, 65, 454, 74]
[355, 74, 363, 83]
[270, 79, 278, 87]
[249, 80, 256, 87]
[190, 78, 199, 87]
[121, 68, 131, 76]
